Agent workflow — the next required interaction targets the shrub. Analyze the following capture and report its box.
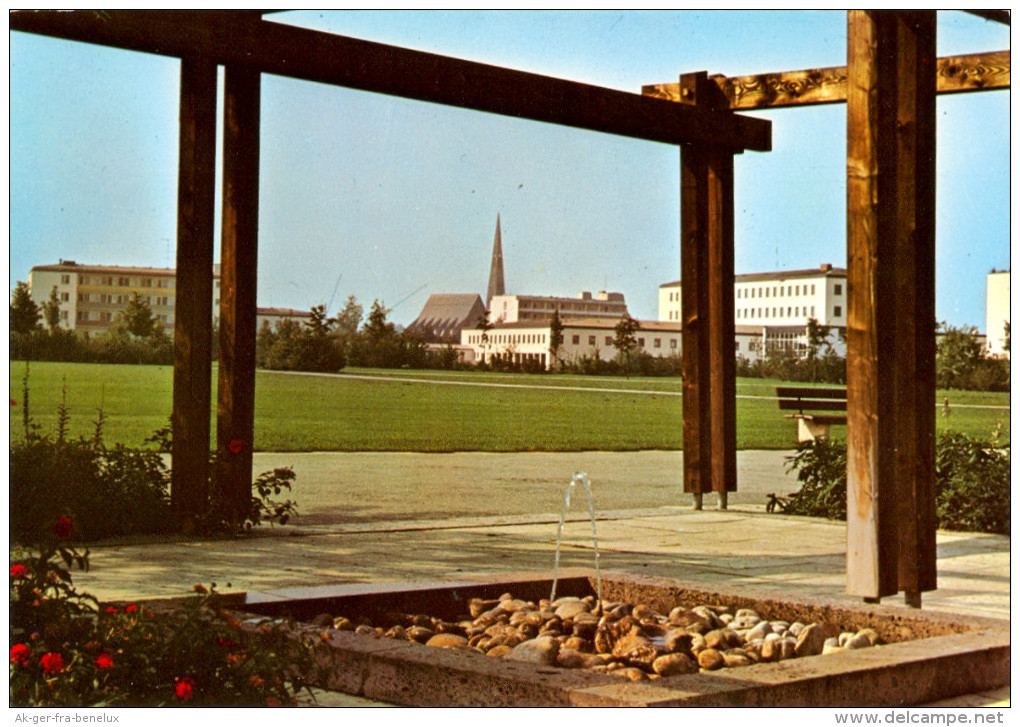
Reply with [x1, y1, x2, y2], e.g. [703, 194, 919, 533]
[780, 429, 1010, 535]
[10, 370, 299, 543]
[10, 527, 313, 707]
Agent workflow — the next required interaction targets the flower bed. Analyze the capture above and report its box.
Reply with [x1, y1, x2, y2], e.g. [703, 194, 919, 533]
[9, 517, 313, 707]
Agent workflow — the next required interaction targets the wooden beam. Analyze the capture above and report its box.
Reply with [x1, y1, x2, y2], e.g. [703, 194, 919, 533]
[680, 72, 738, 507]
[643, 50, 1009, 109]
[965, 10, 1010, 25]
[8, 10, 771, 151]
[171, 57, 217, 531]
[216, 65, 261, 527]
[846, 10, 938, 602]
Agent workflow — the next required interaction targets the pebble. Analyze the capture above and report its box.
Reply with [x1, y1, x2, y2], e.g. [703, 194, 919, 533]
[555, 601, 590, 620]
[426, 633, 469, 649]
[653, 652, 699, 676]
[746, 620, 773, 641]
[844, 633, 874, 650]
[330, 593, 889, 678]
[697, 648, 725, 670]
[504, 636, 559, 666]
[794, 623, 827, 657]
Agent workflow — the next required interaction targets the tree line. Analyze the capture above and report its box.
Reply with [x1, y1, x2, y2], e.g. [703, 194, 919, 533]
[11, 284, 1010, 391]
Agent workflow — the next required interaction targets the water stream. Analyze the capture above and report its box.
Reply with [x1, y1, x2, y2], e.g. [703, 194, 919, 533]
[550, 471, 602, 607]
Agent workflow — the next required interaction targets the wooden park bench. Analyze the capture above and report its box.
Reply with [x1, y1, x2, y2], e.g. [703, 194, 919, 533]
[775, 386, 847, 442]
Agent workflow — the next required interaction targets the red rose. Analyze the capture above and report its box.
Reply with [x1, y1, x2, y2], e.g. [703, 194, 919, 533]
[9, 564, 28, 579]
[9, 644, 31, 666]
[227, 438, 244, 455]
[105, 606, 118, 614]
[125, 604, 138, 614]
[215, 637, 239, 648]
[175, 677, 195, 701]
[55, 516, 73, 540]
[40, 652, 65, 674]
[95, 653, 114, 669]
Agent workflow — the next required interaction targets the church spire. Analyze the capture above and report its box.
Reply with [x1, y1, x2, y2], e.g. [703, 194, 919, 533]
[486, 213, 506, 307]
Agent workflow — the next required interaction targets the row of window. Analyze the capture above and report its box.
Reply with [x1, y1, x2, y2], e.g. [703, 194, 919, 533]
[569, 334, 678, 350]
[466, 333, 549, 345]
[77, 293, 173, 306]
[739, 305, 822, 319]
[666, 282, 844, 304]
[75, 311, 171, 324]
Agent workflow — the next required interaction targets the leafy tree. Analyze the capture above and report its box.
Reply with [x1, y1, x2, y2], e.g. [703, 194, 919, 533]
[1003, 320, 1010, 353]
[335, 295, 363, 338]
[119, 293, 160, 339]
[363, 300, 394, 341]
[10, 282, 41, 335]
[805, 317, 830, 359]
[42, 286, 62, 332]
[612, 313, 640, 378]
[476, 309, 493, 365]
[936, 322, 985, 389]
[305, 304, 335, 337]
[549, 307, 564, 369]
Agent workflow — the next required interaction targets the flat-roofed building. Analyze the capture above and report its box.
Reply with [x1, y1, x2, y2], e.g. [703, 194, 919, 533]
[659, 263, 847, 361]
[489, 290, 628, 324]
[985, 270, 1010, 359]
[460, 316, 680, 370]
[27, 260, 307, 335]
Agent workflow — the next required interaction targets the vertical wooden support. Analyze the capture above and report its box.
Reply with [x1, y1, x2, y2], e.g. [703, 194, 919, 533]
[680, 73, 738, 509]
[217, 65, 261, 525]
[846, 10, 937, 602]
[171, 57, 217, 531]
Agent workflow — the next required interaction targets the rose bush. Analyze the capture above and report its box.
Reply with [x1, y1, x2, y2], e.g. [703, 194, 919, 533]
[10, 518, 314, 707]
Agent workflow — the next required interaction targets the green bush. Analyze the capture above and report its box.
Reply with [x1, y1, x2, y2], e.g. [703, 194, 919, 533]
[10, 370, 299, 543]
[780, 429, 1010, 534]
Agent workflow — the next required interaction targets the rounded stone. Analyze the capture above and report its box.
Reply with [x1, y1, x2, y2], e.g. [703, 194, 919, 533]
[794, 623, 827, 657]
[653, 652, 699, 676]
[856, 628, 880, 646]
[426, 633, 469, 649]
[332, 617, 355, 631]
[839, 631, 854, 647]
[555, 601, 591, 620]
[845, 633, 874, 650]
[697, 648, 725, 670]
[664, 629, 694, 655]
[504, 635, 560, 666]
[354, 624, 377, 637]
[779, 638, 797, 661]
[822, 643, 844, 655]
[746, 620, 773, 642]
[312, 613, 334, 628]
[406, 626, 434, 643]
[722, 651, 753, 668]
[486, 645, 512, 658]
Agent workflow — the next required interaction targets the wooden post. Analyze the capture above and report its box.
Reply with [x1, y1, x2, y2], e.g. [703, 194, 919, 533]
[216, 65, 261, 525]
[846, 10, 937, 602]
[680, 72, 738, 510]
[171, 57, 217, 531]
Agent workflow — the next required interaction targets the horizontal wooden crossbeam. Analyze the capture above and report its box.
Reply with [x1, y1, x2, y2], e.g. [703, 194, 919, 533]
[643, 50, 1009, 110]
[9, 10, 771, 151]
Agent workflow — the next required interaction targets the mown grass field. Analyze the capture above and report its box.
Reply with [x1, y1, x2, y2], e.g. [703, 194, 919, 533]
[9, 361, 1011, 451]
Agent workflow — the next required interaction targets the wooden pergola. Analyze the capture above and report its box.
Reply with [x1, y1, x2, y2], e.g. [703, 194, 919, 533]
[10, 10, 1008, 605]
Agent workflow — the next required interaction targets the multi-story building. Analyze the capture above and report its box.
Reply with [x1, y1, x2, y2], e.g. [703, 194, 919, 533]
[489, 290, 628, 324]
[658, 263, 848, 361]
[460, 317, 681, 370]
[985, 270, 1010, 359]
[27, 261, 308, 335]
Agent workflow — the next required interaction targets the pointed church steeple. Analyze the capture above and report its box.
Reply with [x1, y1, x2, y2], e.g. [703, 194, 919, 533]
[486, 213, 506, 307]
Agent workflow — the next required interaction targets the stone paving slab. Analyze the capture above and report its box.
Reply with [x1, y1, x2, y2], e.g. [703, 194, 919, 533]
[64, 449, 1010, 707]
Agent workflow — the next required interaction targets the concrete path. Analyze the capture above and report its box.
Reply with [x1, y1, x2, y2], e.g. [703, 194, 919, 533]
[69, 450, 1010, 708]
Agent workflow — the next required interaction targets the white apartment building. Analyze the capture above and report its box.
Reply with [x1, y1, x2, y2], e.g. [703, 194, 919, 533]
[489, 290, 628, 324]
[27, 261, 308, 336]
[659, 263, 848, 362]
[460, 317, 681, 369]
[985, 270, 1010, 359]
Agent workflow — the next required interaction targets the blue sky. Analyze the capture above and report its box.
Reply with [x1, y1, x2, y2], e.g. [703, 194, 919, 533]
[9, 10, 1010, 329]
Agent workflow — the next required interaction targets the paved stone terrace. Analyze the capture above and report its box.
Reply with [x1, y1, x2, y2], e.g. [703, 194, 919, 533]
[69, 451, 1010, 708]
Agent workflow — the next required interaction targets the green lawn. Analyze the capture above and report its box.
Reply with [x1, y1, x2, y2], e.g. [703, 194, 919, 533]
[9, 361, 1010, 451]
